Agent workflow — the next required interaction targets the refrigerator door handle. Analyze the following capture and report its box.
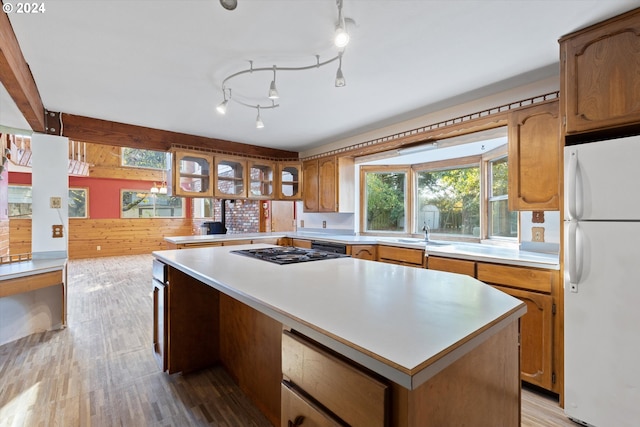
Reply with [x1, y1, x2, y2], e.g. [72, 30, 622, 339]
[568, 220, 581, 291]
[567, 149, 579, 220]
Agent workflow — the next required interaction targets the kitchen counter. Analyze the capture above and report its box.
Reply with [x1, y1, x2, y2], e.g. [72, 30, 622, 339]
[165, 231, 559, 269]
[0, 257, 67, 281]
[153, 244, 525, 390]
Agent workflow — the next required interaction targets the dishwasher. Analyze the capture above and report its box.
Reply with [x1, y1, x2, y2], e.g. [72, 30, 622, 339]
[310, 241, 348, 254]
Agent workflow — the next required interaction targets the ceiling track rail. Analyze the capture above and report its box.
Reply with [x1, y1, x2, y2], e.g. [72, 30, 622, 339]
[302, 91, 559, 161]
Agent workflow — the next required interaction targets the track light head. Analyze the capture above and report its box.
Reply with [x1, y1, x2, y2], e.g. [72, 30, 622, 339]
[256, 106, 264, 129]
[216, 99, 228, 114]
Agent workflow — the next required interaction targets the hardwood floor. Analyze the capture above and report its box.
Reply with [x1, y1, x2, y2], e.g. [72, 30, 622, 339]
[0, 254, 577, 426]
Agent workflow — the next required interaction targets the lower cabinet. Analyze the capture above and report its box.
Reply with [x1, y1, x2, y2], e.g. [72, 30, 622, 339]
[281, 330, 389, 427]
[427, 256, 476, 276]
[349, 244, 377, 260]
[477, 263, 558, 392]
[281, 381, 345, 427]
[292, 238, 313, 249]
[152, 264, 168, 372]
[376, 245, 425, 268]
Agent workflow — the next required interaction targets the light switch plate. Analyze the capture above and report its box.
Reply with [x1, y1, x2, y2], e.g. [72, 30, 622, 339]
[50, 197, 62, 209]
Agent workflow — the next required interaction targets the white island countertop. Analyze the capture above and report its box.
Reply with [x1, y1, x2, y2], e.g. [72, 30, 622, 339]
[153, 244, 526, 389]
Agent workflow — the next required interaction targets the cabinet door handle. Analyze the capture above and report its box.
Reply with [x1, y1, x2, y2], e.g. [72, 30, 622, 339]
[288, 415, 305, 427]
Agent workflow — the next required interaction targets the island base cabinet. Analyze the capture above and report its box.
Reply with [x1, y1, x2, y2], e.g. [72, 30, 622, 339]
[390, 321, 521, 427]
[282, 330, 389, 427]
[281, 381, 345, 427]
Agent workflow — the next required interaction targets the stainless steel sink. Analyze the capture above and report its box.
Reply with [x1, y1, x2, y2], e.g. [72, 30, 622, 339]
[395, 238, 452, 247]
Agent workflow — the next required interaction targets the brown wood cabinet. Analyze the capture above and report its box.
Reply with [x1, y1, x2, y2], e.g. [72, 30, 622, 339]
[302, 156, 354, 213]
[277, 162, 303, 200]
[282, 330, 389, 427]
[427, 256, 475, 277]
[508, 101, 561, 211]
[248, 160, 275, 199]
[153, 263, 219, 375]
[377, 245, 425, 268]
[281, 381, 344, 427]
[349, 244, 377, 260]
[560, 7, 640, 135]
[477, 263, 558, 392]
[291, 238, 313, 249]
[172, 150, 214, 197]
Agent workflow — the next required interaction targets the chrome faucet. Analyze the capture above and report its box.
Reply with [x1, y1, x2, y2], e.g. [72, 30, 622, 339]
[422, 222, 430, 242]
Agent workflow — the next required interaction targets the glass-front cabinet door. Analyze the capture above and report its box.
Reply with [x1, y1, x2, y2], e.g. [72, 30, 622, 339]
[248, 160, 274, 199]
[215, 157, 247, 198]
[278, 162, 302, 200]
[173, 151, 213, 197]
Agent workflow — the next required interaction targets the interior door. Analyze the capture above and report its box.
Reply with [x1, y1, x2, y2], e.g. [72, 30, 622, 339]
[270, 201, 295, 232]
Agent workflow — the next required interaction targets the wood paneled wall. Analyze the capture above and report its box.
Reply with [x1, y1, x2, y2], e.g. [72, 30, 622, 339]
[0, 219, 9, 257]
[9, 218, 194, 259]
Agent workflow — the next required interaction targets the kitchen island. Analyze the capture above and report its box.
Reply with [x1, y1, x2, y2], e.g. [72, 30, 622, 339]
[152, 244, 527, 426]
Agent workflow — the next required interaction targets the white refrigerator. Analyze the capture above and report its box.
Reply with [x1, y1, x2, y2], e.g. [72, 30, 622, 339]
[564, 135, 640, 426]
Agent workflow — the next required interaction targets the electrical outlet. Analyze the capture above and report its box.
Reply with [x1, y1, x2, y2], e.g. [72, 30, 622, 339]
[52, 225, 63, 238]
[322, 221, 327, 228]
[50, 196, 62, 209]
[532, 227, 545, 242]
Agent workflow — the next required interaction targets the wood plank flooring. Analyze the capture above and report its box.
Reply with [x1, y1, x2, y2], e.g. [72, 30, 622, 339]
[0, 254, 578, 426]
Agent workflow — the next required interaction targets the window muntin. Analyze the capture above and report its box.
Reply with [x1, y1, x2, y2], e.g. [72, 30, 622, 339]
[121, 148, 167, 170]
[121, 190, 184, 218]
[488, 156, 517, 238]
[415, 165, 480, 238]
[362, 168, 408, 233]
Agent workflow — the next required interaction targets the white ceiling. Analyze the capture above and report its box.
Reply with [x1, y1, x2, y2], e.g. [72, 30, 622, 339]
[1, 0, 637, 153]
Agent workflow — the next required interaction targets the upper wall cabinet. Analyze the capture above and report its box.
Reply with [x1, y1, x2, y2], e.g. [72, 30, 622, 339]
[277, 162, 302, 200]
[172, 151, 214, 197]
[248, 160, 275, 199]
[302, 156, 354, 213]
[215, 157, 247, 198]
[560, 8, 640, 135]
[508, 101, 561, 211]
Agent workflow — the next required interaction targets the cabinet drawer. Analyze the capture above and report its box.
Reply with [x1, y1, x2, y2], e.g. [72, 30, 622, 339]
[350, 245, 377, 260]
[292, 239, 313, 249]
[282, 331, 388, 427]
[281, 381, 345, 427]
[377, 245, 424, 267]
[477, 263, 552, 293]
[427, 256, 475, 277]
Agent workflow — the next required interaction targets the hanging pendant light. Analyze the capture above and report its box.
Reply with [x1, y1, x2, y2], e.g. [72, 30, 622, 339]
[256, 105, 264, 128]
[335, 53, 346, 87]
[268, 65, 279, 99]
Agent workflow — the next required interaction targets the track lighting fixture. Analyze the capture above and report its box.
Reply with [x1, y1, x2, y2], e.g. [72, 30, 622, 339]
[215, 0, 353, 128]
[219, 0, 237, 11]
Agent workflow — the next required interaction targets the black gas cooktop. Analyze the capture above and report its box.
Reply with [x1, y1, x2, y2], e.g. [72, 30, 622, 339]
[231, 246, 349, 265]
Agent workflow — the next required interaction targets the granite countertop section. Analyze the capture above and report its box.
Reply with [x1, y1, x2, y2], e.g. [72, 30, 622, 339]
[153, 244, 526, 389]
[0, 258, 67, 281]
[165, 231, 559, 270]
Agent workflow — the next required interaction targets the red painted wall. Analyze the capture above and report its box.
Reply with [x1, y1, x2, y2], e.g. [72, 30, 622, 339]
[9, 171, 191, 219]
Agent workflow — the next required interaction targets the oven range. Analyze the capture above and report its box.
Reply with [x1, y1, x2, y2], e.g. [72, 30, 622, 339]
[231, 246, 349, 265]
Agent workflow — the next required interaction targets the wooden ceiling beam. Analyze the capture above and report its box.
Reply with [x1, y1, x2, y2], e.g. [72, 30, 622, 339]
[60, 113, 299, 159]
[0, 3, 46, 132]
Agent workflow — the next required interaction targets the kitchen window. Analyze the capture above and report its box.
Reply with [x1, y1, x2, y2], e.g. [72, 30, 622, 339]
[487, 155, 517, 238]
[121, 148, 168, 170]
[121, 190, 184, 218]
[8, 185, 88, 218]
[361, 167, 409, 233]
[414, 157, 480, 238]
[358, 130, 518, 242]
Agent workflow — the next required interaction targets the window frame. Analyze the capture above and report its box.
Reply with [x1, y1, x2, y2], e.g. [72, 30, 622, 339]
[120, 147, 168, 170]
[120, 189, 185, 219]
[7, 185, 89, 219]
[483, 145, 517, 241]
[412, 155, 482, 241]
[68, 187, 89, 219]
[359, 165, 411, 235]
[357, 143, 519, 244]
